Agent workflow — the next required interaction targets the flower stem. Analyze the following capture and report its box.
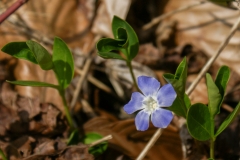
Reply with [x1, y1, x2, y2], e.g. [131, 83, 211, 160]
[0, 148, 7, 160]
[59, 89, 74, 130]
[210, 138, 215, 159]
[126, 61, 140, 92]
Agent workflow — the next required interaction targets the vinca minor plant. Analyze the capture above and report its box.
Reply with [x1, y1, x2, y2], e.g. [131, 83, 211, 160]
[1, 15, 240, 160]
[1, 37, 108, 158]
[96, 16, 240, 160]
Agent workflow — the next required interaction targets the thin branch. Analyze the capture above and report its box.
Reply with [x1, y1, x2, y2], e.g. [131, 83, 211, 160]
[136, 129, 162, 160]
[0, 0, 28, 24]
[136, 12, 240, 160]
[142, 0, 207, 30]
[89, 135, 112, 147]
[75, 68, 113, 94]
[70, 58, 92, 109]
[186, 14, 240, 95]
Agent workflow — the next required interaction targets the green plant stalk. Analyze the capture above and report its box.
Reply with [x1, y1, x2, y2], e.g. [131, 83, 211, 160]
[59, 89, 74, 130]
[0, 148, 7, 160]
[210, 138, 215, 159]
[126, 60, 140, 92]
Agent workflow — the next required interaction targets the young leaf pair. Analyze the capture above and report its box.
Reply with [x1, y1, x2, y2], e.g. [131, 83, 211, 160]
[1, 37, 74, 90]
[2, 38, 108, 154]
[96, 16, 140, 90]
[96, 16, 139, 62]
[1, 37, 74, 128]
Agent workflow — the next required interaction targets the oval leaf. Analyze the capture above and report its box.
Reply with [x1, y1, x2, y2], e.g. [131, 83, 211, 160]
[7, 80, 59, 89]
[215, 65, 230, 97]
[112, 16, 139, 61]
[174, 57, 187, 81]
[52, 37, 74, 89]
[164, 73, 185, 96]
[206, 73, 222, 117]
[26, 40, 53, 70]
[187, 103, 213, 141]
[1, 42, 37, 64]
[167, 95, 189, 118]
[215, 102, 240, 137]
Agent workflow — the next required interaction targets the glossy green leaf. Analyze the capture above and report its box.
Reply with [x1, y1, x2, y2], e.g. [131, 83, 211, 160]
[206, 73, 222, 117]
[164, 73, 185, 97]
[187, 103, 213, 141]
[163, 59, 190, 118]
[67, 129, 80, 145]
[1, 42, 37, 64]
[52, 37, 74, 89]
[167, 94, 190, 118]
[96, 38, 125, 60]
[84, 133, 108, 156]
[215, 102, 240, 137]
[209, 0, 240, 10]
[174, 57, 188, 94]
[164, 57, 187, 96]
[7, 80, 59, 89]
[26, 40, 53, 70]
[97, 52, 125, 60]
[174, 57, 187, 80]
[215, 65, 230, 97]
[112, 16, 139, 61]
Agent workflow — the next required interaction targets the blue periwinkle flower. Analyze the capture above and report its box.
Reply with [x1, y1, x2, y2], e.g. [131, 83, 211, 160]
[124, 76, 177, 131]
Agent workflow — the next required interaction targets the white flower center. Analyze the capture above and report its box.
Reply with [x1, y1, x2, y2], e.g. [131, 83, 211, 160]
[143, 96, 158, 113]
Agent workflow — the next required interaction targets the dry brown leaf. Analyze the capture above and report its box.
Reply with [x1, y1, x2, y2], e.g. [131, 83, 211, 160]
[24, 144, 93, 160]
[161, 0, 240, 75]
[84, 117, 183, 160]
[134, 43, 163, 67]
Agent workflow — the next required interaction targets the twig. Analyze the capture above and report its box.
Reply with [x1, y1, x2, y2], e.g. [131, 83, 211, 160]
[136, 129, 162, 160]
[186, 14, 240, 95]
[142, 0, 207, 30]
[136, 11, 240, 160]
[75, 68, 113, 94]
[70, 58, 92, 108]
[89, 135, 112, 147]
[0, 0, 28, 24]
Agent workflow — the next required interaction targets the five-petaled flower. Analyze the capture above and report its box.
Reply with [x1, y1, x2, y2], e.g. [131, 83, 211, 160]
[124, 76, 177, 131]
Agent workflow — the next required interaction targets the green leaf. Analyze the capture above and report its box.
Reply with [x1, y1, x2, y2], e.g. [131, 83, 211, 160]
[174, 57, 188, 94]
[206, 73, 222, 117]
[1, 42, 37, 64]
[112, 16, 139, 61]
[96, 38, 125, 60]
[215, 102, 240, 137]
[174, 57, 187, 80]
[67, 129, 80, 145]
[215, 66, 230, 98]
[83, 133, 108, 156]
[187, 103, 213, 141]
[26, 40, 53, 70]
[164, 73, 185, 97]
[52, 37, 74, 89]
[167, 94, 190, 118]
[7, 80, 59, 89]
[97, 52, 125, 60]
[164, 57, 188, 96]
